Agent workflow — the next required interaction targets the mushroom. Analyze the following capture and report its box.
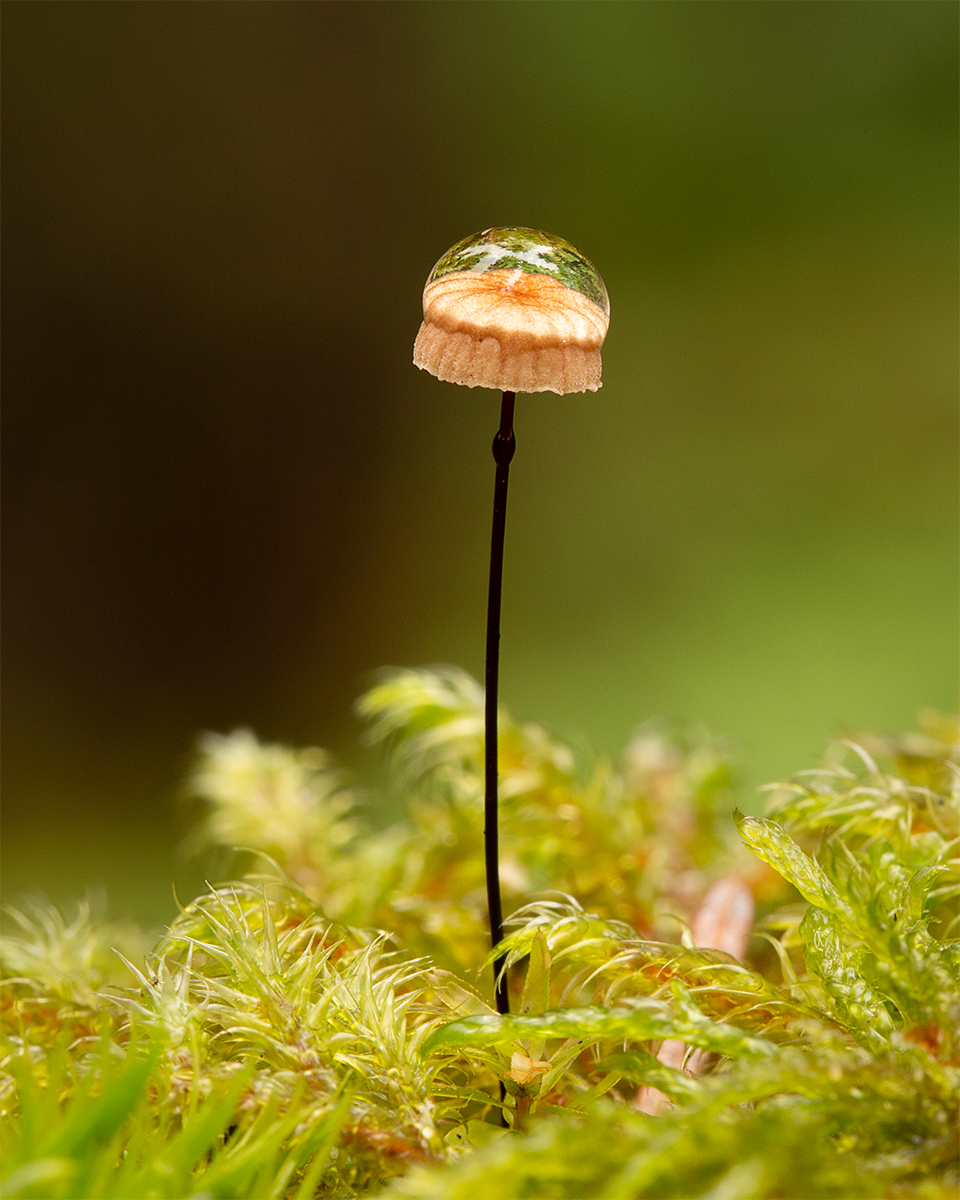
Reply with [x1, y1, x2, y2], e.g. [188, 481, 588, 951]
[413, 227, 610, 1018]
[414, 226, 609, 395]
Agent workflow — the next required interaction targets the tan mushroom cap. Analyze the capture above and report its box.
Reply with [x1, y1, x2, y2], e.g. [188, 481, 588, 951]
[413, 228, 609, 394]
[414, 270, 608, 394]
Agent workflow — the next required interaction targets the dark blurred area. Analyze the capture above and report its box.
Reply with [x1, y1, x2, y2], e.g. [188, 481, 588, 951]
[3, 2, 957, 924]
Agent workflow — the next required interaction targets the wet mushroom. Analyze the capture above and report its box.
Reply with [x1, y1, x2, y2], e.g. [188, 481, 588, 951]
[413, 227, 610, 1016]
[414, 226, 609, 395]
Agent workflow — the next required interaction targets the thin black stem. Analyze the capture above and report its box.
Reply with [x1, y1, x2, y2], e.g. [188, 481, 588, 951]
[485, 390, 515, 1018]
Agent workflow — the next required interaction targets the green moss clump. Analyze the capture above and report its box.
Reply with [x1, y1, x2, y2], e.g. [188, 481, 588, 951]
[2, 671, 957, 1199]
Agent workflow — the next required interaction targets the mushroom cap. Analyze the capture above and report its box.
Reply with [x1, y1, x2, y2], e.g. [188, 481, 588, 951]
[413, 227, 609, 394]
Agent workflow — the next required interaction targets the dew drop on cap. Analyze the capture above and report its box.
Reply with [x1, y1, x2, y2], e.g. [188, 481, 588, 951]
[414, 227, 609, 395]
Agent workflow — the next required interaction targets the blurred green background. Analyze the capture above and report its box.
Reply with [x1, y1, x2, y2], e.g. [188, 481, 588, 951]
[3, 2, 957, 926]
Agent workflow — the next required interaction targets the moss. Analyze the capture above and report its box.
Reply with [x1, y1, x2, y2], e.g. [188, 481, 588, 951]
[2, 670, 956, 1198]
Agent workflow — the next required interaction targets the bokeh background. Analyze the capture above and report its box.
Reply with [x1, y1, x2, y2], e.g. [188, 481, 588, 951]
[4, 1, 957, 926]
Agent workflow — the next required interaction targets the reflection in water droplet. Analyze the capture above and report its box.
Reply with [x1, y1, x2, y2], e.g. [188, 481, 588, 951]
[428, 226, 608, 314]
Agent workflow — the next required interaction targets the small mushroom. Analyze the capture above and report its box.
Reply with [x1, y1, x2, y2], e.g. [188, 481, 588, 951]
[505, 1052, 553, 1089]
[412, 227, 609, 1026]
[414, 227, 609, 394]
